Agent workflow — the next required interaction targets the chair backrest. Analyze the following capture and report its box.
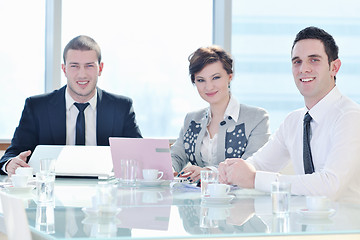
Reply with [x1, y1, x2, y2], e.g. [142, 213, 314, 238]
[0, 192, 32, 240]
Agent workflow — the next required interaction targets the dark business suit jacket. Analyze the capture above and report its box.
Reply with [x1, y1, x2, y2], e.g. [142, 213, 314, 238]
[0, 85, 142, 174]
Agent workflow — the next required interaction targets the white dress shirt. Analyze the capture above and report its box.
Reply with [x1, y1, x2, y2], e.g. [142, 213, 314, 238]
[201, 96, 240, 168]
[65, 88, 97, 146]
[248, 86, 360, 202]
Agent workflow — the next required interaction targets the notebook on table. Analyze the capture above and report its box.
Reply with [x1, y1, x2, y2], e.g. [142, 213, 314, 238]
[28, 145, 114, 179]
[109, 137, 174, 180]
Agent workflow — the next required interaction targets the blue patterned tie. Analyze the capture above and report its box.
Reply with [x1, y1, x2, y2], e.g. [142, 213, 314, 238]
[74, 102, 89, 145]
[303, 112, 314, 174]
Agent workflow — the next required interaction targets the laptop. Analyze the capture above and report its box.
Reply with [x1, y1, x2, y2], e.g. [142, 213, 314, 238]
[109, 137, 174, 180]
[28, 145, 114, 179]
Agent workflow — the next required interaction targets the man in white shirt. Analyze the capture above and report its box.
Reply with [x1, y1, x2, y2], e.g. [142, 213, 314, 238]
[1, 35, 142, 175]
[218, 26, 360, 202]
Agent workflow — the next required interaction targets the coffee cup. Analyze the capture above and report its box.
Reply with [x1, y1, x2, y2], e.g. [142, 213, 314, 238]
[15, 167, 34, 177]
[306, 196, 330, 211]
[142, 169, 163, 181]
[11, 174, 29, 187]
[207, 183, 230, 197]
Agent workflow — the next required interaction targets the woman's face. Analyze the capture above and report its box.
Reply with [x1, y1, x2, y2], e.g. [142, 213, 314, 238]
[194, 61, 232, 106]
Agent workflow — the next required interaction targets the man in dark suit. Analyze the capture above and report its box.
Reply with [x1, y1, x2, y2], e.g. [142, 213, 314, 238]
[0, 35, 142, 175]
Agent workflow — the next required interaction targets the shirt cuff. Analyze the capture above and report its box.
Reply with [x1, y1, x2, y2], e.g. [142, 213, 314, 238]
[1, 158, 12, 174]
[254, 171, 279, 193]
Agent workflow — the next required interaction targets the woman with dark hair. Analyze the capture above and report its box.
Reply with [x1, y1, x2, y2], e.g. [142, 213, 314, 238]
[171, 46, 270, 182]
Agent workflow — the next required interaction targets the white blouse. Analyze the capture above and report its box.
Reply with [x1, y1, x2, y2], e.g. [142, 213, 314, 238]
[200, 96, 240, 167]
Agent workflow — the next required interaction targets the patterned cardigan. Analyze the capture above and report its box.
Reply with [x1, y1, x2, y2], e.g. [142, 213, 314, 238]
[171, 104, 271, 172]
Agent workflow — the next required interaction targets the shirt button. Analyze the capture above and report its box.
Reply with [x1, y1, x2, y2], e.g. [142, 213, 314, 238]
[220, 121, 226, 126]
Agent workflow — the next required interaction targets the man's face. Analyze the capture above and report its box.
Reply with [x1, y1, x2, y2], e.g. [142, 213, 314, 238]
[291, 39, 340, 109]
[62, 49, 103, 103]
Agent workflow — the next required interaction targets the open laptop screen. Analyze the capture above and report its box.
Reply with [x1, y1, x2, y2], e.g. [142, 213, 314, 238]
[109, 138, 174, 180]
[28, 145, 113, 179]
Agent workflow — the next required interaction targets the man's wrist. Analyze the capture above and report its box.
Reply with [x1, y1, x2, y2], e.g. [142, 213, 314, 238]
[2, 158, 13, 174]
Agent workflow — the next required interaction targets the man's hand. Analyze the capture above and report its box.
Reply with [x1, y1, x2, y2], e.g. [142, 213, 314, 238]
[219, 158, 256, 188]
[6, 150, 31, 176]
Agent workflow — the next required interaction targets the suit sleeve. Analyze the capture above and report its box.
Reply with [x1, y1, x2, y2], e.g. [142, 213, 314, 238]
[171, 114, 190, 172]
[242, 108, 271, 160]
[0, 98, 38, 174]
[122, 99, 142, 138]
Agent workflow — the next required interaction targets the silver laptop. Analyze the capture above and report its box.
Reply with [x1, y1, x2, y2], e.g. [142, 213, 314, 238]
[28, 145, 114, 179]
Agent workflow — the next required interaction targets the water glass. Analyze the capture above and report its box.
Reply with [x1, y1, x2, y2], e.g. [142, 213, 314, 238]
[36, 203, 55, 234]
[200, 170, 219, 197]
[40, 158, 56, 174]
[36, 172, 55, 203]
[120, 159, 137, 186]
[271, 182, 291, 215]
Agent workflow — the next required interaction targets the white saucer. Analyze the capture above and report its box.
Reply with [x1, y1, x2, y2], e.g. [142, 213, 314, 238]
[297, 208, 336, 219]
[4, 185, 35, 193]
[201, 194, 235, 204]
[137, 179, 166, 187]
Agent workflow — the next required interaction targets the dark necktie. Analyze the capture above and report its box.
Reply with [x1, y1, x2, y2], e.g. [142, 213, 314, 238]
[74, 102, 90, 145]
[303, 112, 314, 174]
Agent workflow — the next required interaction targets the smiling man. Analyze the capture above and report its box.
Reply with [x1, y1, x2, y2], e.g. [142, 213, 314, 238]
[0, 35, 142, 175]
[219, 27, 360, 202]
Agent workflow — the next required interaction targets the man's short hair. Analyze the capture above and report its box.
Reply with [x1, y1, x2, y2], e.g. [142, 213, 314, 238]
[292, 26, 339, 65]
[63, 35, 101, 64]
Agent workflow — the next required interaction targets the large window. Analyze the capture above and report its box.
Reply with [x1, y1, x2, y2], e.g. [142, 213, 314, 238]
[62, 0, 213, 138]
[0, 1, 45, 139]
[3, 1, 360, 140]
[231, 0, 360, 133]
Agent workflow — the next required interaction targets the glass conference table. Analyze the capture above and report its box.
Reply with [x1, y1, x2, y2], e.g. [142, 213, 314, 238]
[2, 176, 360, 240]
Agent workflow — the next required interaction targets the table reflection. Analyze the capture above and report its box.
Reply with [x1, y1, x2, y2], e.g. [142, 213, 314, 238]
[35, 203, 55, 234]
[177, 197, 268, 235]
[2, 177, 360, 239]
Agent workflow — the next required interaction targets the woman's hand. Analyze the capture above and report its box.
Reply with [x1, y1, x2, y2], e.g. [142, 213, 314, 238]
[177, 165, 207, 183]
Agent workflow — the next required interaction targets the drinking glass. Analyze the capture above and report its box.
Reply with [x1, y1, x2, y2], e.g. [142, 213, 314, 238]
[271, 182, 291, 215]
[200, 170, 219, 197]
[36, 172, 55, 203]
[119, 159, 137, 186]
[40, 158, 56, 174]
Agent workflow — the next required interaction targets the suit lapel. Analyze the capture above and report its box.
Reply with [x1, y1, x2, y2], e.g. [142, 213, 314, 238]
[96, 88, 115, 145]
[48, 86, 67, 144]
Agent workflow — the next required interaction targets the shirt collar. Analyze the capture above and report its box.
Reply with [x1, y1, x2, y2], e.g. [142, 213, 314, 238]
[225, 95, 240, 121]
[206, 95, 240, 123]
[307, 86, 341, 123]
[65, 86, 97, 111]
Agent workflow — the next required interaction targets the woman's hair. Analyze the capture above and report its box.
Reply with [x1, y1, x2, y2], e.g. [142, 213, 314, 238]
[188, 46, 233, 84]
